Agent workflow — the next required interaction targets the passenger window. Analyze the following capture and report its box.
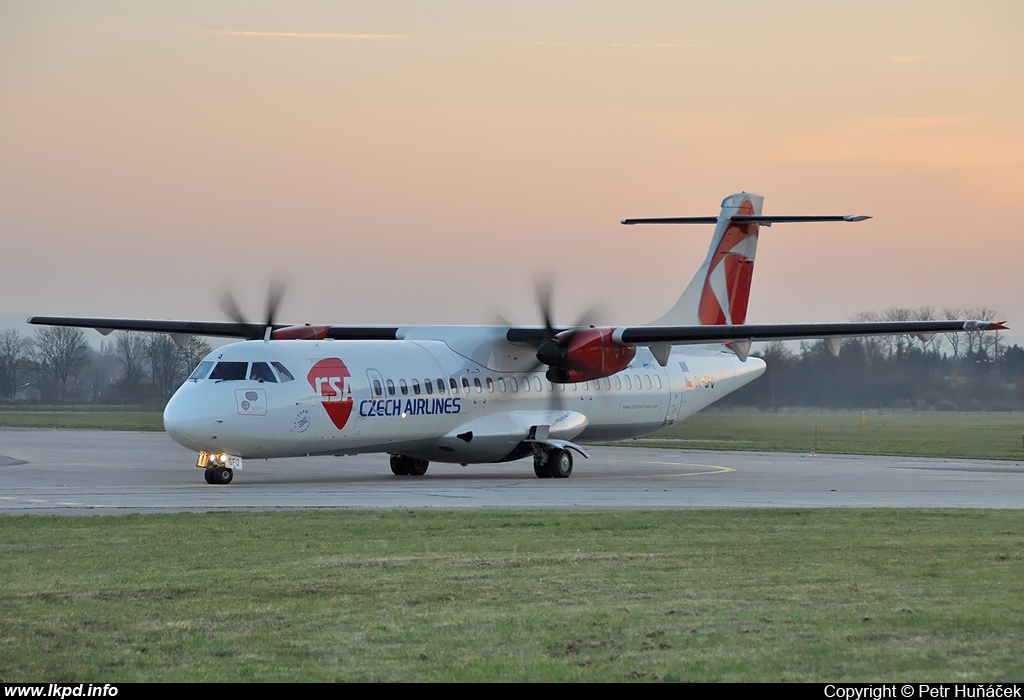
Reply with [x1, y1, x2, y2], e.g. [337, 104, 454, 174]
[486, 377, 494, 393]
[271, 362, 295, 382]
[373, 379, 383, 397]
[449, 377, 458, 393]
[624, 376, 632, 390]
[634, 374, 642, 389]
[533, 377, 542, 392]
[523, 377, 531, 393]
[210, 362, 248, 381]
[644, 375, 652, 390]
[603, 378, 611, 390]
[424, 379, 433, 395]
[437, 378, 445, 395]
[614, 376, 621, 390]
[473, 377, 482, 393]
[400, 379, 408, 396]
[461, 377, 470, 394]
[498, 378, 506, 392]
[387, 379, 396, 396]
[654, 375, 663, 389]
[412, 379, 421, 395]
[250, 362, 278, 383]
[189, 361, 214, 381]
[510, 377, 518, 392]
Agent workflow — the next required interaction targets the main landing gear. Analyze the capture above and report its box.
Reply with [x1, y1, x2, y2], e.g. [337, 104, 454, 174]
[533, 448, 572, 479]
[203, 467, 233, 484]
[390, 454, 429, 476]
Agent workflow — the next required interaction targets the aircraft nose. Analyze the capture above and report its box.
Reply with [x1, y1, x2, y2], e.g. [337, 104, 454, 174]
[163, 390, 220, 450]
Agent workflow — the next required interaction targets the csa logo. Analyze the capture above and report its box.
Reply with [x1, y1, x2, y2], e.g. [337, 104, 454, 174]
[307, 358, 353, 430]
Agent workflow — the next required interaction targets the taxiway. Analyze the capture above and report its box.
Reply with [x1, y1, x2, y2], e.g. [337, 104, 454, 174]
[1, 428, 1021, 514]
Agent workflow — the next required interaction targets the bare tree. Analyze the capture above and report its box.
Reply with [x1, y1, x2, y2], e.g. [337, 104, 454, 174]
[146, 333, 185, 400]
[114, 332, 148, 402]
[86, 341, 119, 403]
[912, 306, 940, 355]
[179, 336, 213, 376]
[33, 326, 90, 400]
[942, 306, 963, 359]
[882, 307, 914, 358]
[0, 329, 30, 400]
[963, 306, 998, 358]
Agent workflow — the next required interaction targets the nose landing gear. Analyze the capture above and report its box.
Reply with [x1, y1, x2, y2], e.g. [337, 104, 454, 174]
[203, 467, 234, 484]
[198, 452, 239, 484]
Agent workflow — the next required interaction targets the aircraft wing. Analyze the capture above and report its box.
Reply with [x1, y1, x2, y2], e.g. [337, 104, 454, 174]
[608, 320, 1007, 364]
[30, 316, 1006, 349]
[612, 320, 1008, 346]
[27, 316, 401, 341]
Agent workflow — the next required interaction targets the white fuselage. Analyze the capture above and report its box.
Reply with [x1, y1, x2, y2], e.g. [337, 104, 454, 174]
[162, 329, 765, 466]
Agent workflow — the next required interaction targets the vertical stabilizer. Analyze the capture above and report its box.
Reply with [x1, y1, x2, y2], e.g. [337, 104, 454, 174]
[648, 192, 763, 326]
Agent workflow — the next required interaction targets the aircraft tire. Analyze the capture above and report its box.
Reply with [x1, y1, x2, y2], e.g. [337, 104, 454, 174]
[550, 449, 573, 479]
[407, 459, 429, 476]
[390, 454, 411, 476]
[213, 467, 233, 484]
[203, 468, 216, 484]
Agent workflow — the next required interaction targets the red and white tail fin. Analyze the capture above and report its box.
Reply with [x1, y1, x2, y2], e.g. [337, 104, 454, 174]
[650, 192, 763, 326]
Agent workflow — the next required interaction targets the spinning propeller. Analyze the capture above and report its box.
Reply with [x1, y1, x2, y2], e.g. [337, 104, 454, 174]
[218, 280, 286, 341]
[528, 277, 601, 384]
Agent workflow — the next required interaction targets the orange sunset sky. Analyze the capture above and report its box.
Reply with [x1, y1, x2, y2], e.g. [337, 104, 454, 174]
[2, 1, 1022, 337]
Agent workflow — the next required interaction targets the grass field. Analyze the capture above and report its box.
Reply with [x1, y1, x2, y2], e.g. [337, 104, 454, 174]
[0, 410, 163, 431]
[2, 408, 1024, 460]
[2, 509, 1022, 682]
[646, 410, 1024, 461]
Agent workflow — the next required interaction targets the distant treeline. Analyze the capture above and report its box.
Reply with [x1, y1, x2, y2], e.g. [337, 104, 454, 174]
[0, 326, 211, 404]
[2, 306, 1018, 410]
[721, 307, 1022, 411]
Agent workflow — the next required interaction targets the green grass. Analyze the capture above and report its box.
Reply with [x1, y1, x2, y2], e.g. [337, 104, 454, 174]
[0, 410, 163, 431]
[2, 509, 1023, 682]
[3, 408, 1024, 461]
[646, 410, 1024, 461]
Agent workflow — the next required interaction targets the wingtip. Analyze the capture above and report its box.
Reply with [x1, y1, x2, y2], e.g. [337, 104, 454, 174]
[965, 320, 1009, 331]
[844, 215, 872, 222]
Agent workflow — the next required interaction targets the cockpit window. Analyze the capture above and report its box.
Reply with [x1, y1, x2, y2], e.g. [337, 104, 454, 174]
[189, 361, 214, 381]
[272, 362, 295, 382]
[210, 362, 248, 381]
[250, 362, 278, 383]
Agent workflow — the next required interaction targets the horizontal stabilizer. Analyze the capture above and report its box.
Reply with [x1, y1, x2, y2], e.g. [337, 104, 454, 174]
[621, 215, 870, 225]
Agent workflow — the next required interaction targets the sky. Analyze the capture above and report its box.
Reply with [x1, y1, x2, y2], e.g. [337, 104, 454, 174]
[2, 1, 1022, 341]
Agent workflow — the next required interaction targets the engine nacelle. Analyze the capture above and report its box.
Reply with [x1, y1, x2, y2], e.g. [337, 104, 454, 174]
[270, 324, 331, 340]
[541, 327, 636, 384]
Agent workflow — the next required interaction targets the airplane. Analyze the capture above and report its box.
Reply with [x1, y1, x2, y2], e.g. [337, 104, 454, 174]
[29, 192, 1006, 484]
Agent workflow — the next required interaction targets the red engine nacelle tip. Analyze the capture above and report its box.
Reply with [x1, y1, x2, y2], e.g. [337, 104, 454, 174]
[270, 324, 331, 340]
[554, 327, 636, 383]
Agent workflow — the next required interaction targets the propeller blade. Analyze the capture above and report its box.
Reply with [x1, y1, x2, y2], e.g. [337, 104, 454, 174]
[264, 279, 286, 329]
[219, 291, 250, 326]
[534, 276, 556, 335]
